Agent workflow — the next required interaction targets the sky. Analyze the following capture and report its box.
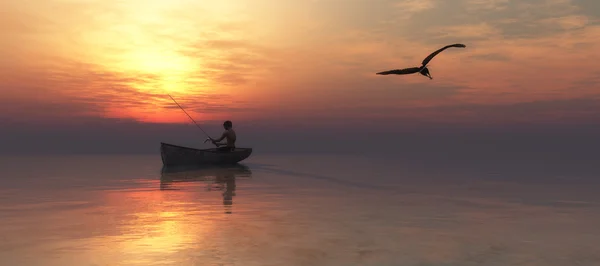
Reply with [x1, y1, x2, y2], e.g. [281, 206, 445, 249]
[1, 0, 600, 154]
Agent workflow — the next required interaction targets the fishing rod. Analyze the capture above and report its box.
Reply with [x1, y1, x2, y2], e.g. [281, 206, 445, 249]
[167, 94, 217, 146]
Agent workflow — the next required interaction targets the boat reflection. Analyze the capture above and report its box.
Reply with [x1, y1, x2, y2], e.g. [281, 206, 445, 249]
[160, 164, 253, 214]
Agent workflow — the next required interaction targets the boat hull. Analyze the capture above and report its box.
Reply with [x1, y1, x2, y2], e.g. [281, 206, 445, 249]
[160, 142, 253, 166]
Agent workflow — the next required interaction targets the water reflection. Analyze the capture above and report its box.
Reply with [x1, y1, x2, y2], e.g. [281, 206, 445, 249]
[2, 155, 600, 265]
[160, 164, 253, 214]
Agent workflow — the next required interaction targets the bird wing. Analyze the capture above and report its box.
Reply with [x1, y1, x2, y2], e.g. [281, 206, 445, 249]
[421, 43, 466, 66]
[376, 67, 421, 75]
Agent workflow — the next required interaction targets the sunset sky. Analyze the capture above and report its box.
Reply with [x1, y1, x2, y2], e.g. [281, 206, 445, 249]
[1, 0, 600, 153]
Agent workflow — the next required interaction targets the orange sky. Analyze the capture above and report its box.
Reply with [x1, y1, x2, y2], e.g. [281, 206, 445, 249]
[1, 0, 599, 125]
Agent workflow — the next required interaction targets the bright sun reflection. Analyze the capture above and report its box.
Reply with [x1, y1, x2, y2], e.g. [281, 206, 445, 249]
[118, 213, 188, 254]
[77, 189, 216, 264]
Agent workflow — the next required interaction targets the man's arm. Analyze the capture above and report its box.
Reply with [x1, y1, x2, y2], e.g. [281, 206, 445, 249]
[211, 132, 228, 145]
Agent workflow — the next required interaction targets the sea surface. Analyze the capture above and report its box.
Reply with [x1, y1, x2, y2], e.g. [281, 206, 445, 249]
[0, 153, 599, 266]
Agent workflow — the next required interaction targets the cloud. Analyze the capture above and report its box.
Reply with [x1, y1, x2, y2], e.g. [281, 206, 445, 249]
[382, 97, 600, 125]
[0, 0, 283, 123]
[426, 22, 501, 41]
[0, 58, 257, 123]
[0, 97, 104, 125]
[2, 0, 600, 128]
[3, 98, 600, 156]
[464, 98, 593, 125]
[178, 38, 283, 87]
[572, 0, 600, 18]
[247, 96, 600, 128]
[394, 0, 592, 43]
[464, 0, 510, 11]
[466, 52, 510, 61]
[541, 15, 590, 30]
[394, 0, 436, 18]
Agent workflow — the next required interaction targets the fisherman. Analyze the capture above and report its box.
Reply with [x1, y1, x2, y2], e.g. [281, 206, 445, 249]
[210, 120, 236, 152]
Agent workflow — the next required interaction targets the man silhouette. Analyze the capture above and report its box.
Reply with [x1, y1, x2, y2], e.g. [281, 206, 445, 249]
[210, 120, 236, 152]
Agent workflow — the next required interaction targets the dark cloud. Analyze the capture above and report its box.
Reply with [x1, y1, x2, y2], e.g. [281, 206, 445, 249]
[393, 0, 593, 44]
[2, 107, 600, 158]
[248, 96, 600, 127]
[572, 0, 600, 19]
[319, 78, 463, 103]
[0, 97, 104, 124]
[415, 97, 600, 123]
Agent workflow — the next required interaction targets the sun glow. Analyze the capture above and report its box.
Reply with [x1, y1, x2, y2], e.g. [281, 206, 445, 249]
[104, 105, 211, 124]
[8, 0, 256, 123]
[4, 0, 600, 125]
[125, 50, 194, 74]
[41, 186, 223, 264]
[88, 23, 209, 97]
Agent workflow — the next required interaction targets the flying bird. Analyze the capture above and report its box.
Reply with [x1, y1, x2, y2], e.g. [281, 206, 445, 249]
[376, 43, 466, 79]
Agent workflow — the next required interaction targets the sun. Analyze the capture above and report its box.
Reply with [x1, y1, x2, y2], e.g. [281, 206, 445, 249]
[92, 32, 218, 122]
[112, 45, 203, 95]
[125, 47, 193, 74]
[42, 0, 258, 123]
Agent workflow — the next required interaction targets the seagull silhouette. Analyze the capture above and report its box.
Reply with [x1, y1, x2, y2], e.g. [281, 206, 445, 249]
[376, 43, 466, 80]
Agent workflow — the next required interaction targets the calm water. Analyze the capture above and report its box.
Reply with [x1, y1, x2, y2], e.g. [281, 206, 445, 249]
[0, 153, 599, 265]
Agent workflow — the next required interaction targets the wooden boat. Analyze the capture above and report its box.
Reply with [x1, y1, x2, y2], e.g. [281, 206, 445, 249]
[160, 142, 253, 166]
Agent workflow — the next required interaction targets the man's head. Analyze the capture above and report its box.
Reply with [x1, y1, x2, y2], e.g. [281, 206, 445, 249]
[223, 120, 233, 129]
